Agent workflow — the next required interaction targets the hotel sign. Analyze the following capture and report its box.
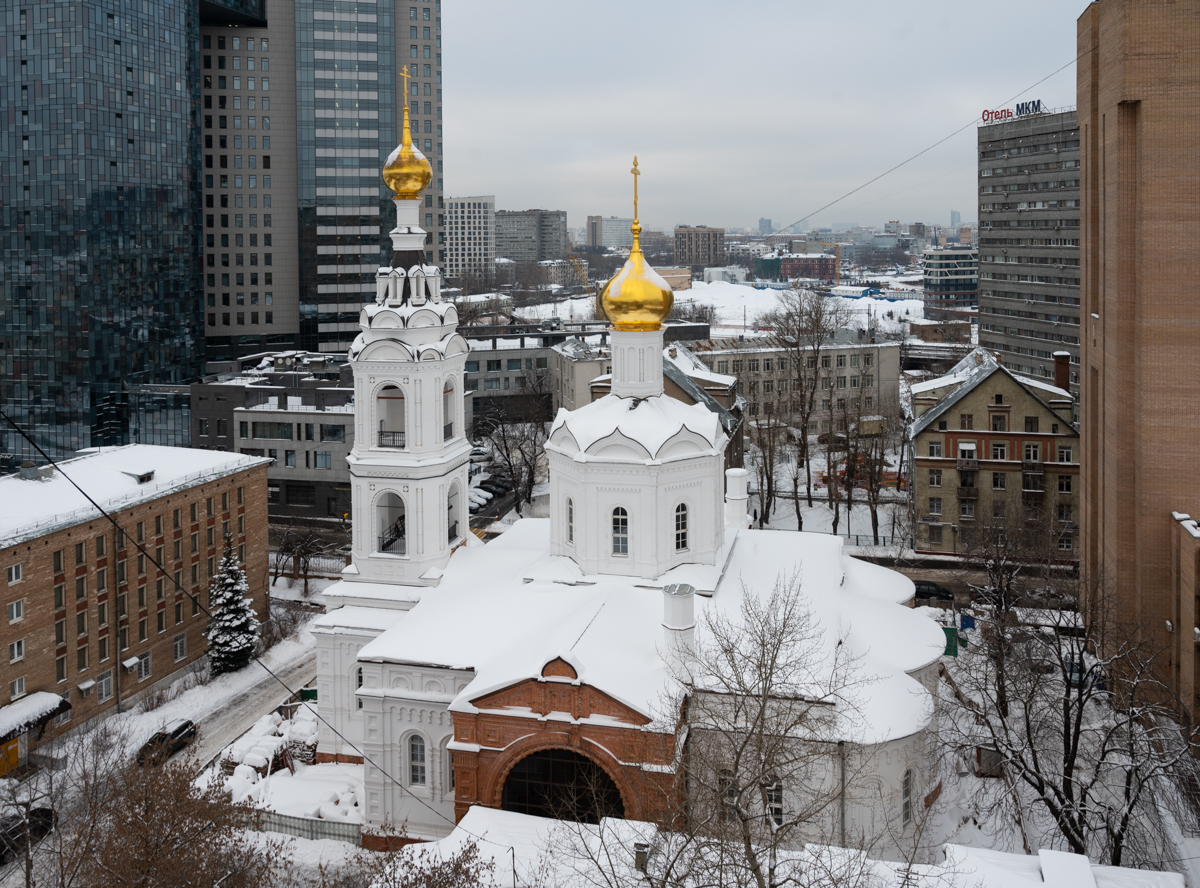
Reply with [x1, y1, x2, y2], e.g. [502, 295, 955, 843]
[981, 100, 1044, 123]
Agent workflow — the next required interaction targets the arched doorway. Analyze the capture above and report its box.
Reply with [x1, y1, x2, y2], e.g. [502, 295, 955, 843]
[501, 748, 624, 823]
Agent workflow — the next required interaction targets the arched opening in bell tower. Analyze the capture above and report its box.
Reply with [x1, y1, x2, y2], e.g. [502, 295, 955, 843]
[376, 492, 406, 555]
[447, 481, 461, 544]
[442, 380, 455, 441]
[377, 385, 406, 449]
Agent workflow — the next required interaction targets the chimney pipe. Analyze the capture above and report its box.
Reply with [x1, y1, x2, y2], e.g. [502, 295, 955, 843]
[725, 468, 750, 529]
[662, 584, 696, 679]
[18, 462, 38, 481]
[1053, 351, 1071, 392]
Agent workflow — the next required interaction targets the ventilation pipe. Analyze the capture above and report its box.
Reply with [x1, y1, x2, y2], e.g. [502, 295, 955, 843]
[662, 583, 696, 679]
[1053, 351, 1071, 392]
[725, 467, 750, 529]
[17, 462, 38, 481]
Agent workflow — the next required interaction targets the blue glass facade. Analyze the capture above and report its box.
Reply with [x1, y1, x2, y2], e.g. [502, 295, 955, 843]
[0, 1, 208, 466]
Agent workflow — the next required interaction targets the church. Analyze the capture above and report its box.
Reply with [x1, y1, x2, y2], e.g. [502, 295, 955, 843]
[310, 106, 947, 851]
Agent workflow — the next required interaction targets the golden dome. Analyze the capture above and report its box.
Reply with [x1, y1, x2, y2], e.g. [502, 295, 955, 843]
[599, 158, 673, 331]
[382, 99, 432, 199]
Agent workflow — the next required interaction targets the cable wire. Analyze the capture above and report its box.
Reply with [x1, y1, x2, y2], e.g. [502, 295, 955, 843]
[0, 409, 519, 856]
[781, 48, 1091, 232]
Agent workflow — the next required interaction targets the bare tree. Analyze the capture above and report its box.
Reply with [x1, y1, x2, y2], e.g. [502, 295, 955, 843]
[481, 365, 552, 517]
[761, 288, 847, 509]
[939, 528, 1200, 867]
[319, 828, 500, 888]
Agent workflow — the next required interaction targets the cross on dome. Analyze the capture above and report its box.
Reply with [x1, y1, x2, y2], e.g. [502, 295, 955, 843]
[382, 68, 432, 200]
[599, 157, 673, 331]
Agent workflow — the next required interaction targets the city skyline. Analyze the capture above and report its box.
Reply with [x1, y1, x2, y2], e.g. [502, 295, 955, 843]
[442, 0, 1080, 231]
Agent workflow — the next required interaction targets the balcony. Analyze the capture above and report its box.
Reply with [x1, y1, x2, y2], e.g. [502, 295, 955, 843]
[956, 458, 978, 471]
[957, 487, 978, 500]
[377, 535, 406, 556]
[378, 431, 406, 449]
[444, 422, 454, 442]
[1022, 459, 1044, 473]
[1021, 487, 1045, 501]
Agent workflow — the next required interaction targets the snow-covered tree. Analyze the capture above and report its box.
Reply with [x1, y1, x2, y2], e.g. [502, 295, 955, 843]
[206, 533, 259, 676]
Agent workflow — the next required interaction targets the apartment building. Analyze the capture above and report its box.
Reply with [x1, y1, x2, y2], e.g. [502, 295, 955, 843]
[190, 351, 355, 519]
[586, 216, 634, 250]
[687, 333, 902, 431]
[201, 0, 446, 359]
[464, 344, 553, 422]
[908, 349, 1078, 557]
[445, 196, 496, 282]
[495, 209, 568, 262]
[1079, 0, 1200, 719]
[977, 111, 1081, 392]
[922, 246, 979, 320]
[674, 226, 726, 267]
[0, 446, 269, 771]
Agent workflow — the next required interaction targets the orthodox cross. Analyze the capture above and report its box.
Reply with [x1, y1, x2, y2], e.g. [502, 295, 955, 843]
[631, 156, 640, 220]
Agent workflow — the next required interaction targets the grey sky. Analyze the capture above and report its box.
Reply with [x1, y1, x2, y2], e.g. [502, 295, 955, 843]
[441, 1, 1083, 233]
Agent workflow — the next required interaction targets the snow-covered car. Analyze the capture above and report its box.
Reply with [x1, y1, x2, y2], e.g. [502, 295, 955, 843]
[0, 807, 55, 863]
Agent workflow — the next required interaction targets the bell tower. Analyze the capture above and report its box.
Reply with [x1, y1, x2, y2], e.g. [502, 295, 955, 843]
[343, 93, 471, 587]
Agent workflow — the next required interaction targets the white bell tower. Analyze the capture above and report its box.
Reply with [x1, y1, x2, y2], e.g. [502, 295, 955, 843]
[342, 104, 470, 588]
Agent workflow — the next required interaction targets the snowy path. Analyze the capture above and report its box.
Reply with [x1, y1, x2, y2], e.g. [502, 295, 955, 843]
[191, 650, 316, 767]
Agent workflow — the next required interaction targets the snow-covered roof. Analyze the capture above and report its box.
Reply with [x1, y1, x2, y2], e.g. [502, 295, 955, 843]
[0, 692, 70, 743]
[0, 446, 272, 549]
[909, 348, 1076, 439]
[310, 605, 407, 636]
[665, 343, 735, 387]
[354, 519, 944, 744]
[547, 393, 724, 462]
[405, 807, 1184, 888]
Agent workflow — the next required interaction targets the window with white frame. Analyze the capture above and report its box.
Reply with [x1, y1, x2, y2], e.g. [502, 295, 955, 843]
[7, 601, 22, 624]
[97, 670, 113, 703]
[409, 734, 427, 785]
[10, 677, 24, 700]
[136, 651, 152, 681]
[5, 564, 20, 585]
[173, 633, 187, 662]
[612, 507, 628, 556]
[8, 639, 23, 664]
[675, 504, 688, 551]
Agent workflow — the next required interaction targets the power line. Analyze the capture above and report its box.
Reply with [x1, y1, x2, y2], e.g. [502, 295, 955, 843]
[0, 409, 518, 857]
[782, 48, 1092, 232]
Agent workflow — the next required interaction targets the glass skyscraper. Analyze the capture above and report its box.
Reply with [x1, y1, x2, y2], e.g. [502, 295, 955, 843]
[0, 1, 262, 465]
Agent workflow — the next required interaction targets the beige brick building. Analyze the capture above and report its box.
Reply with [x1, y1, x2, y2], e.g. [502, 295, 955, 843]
[674, 226, 725, 267]
[908, 350, 1079, 558]
[0, 446, 270, 771]
[1078, 0, 1200, 718]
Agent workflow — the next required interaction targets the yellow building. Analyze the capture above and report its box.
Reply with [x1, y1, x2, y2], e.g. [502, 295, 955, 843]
[908, 349, 1079, 559]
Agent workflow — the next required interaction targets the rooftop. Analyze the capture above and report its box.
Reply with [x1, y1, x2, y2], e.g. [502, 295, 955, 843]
[0, 445, 271, 549]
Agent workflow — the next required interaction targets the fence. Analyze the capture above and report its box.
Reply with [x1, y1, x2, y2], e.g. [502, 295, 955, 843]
[253, 810, 362, 845]
[757, 526, 911, 549]
[269, 552, 348, 579]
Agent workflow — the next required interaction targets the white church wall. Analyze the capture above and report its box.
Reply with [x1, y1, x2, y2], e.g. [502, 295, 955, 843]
[314, 629, 373, 757]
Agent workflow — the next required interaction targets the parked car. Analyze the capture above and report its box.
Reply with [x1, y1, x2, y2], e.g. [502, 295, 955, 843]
[0, 808, 56, 863]
[913, 580, 954, 604]
[479, 481, 509, 496]
[136, 718, 199, 766]
[816, 432, 849, 450]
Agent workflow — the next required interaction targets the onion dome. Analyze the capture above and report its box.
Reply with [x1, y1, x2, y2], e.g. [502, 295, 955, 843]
[382, 86, 433, 200]
[599, 158, 673, 331]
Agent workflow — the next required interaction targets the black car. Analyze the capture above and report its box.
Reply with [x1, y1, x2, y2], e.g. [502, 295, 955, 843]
[479, 481, 510, 496]
[913, 580, 954, 604]
[136, 718, 199, 766]
[0, 807, 55, 863]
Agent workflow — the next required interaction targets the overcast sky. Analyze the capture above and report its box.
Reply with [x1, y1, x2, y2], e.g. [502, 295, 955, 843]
[441, 1, 1084, 233]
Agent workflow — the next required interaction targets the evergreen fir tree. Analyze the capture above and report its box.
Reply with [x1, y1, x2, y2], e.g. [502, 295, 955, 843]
[206, 533, 259, 676]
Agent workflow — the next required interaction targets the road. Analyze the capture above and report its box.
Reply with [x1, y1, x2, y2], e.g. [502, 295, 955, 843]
[191, 650, 317, 767]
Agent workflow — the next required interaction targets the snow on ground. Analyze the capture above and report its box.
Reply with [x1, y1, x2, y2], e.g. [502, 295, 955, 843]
[757, 497, 907, 545]
[270, 575, 337, 606]
[673, 280, 925, 334]
[235, 761, 365, 823]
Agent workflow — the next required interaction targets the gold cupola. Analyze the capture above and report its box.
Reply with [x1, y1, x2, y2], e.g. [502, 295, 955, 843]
[382, 70, 433, 200]
[599, 157, 673, 331]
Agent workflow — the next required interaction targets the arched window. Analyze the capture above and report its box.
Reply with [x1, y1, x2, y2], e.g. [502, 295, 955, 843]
[442, 380, 455, 441]
[902, 768, 913, 826]
[566, 498, 574, 545]
[675, 503, 689, 551]
[409, 734, 427, 786]
[376, 492, 406, 555]
[447, 482, 461, 544]
[612, 508, 628, 556]
[355, 667, 363, 710]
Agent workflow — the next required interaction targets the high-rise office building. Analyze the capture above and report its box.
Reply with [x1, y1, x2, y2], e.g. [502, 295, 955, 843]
[758, 218, 773, 235]
[444, 196, 495, 282]
[586, 215, 634, 250]
[977, 111, 1081, 392]
[1079, 0, 1200, 719]
[921, 246, 978, 321]
[495, 209, 567, 263]
[201, 0, 445, 359]
[950, 209, 961, 228]
[1, 0, 211, 465]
